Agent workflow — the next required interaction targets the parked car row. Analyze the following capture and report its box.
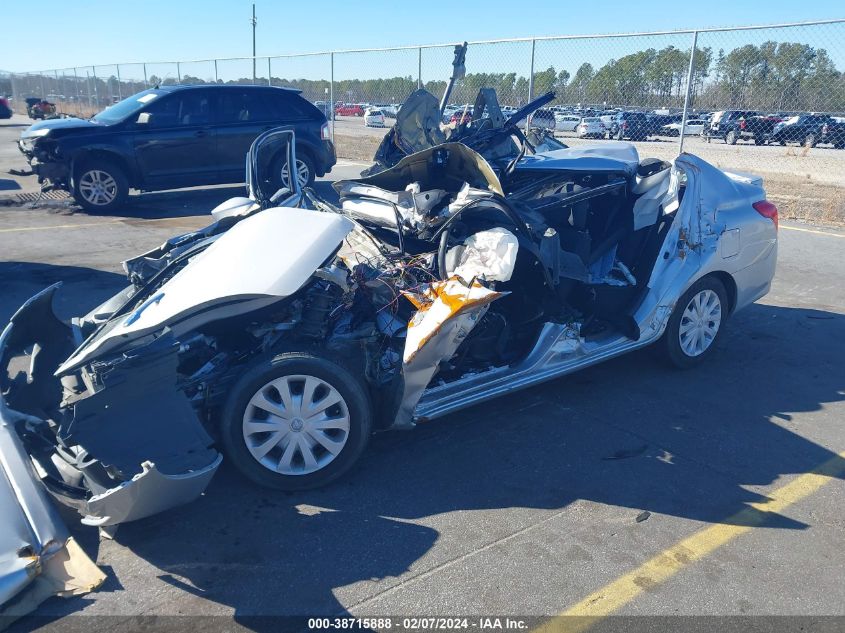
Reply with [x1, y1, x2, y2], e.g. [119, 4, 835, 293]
[704, 110, 845, 148]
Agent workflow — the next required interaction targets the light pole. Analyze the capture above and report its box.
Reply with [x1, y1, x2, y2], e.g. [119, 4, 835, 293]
[251, 4, 257, 84]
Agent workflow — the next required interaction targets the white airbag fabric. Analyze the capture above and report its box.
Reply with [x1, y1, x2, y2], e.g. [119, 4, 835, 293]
[450, 228, 519, 282]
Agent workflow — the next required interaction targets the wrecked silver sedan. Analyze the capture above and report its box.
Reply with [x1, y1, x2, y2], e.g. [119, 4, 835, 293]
[1, 118, 778, 541]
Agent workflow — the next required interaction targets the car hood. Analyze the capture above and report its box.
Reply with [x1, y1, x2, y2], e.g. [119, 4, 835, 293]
[515, 142, 640, 176]
[57, 207, 355, 374]
[20, 117, 104, 139]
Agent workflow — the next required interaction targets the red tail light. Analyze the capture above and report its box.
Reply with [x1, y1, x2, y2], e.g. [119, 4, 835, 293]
[822, 124, 829, 134]
[739, 119, 746, 130]
[753, 200, 778, 231]
[622, 121, 628, 129]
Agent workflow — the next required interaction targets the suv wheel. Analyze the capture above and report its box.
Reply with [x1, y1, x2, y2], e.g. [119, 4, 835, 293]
[725, 130, 738, 145]
[275, 152, 315, 190]
[803, 134, 816, 148]
[220, 352, 372, 490]
[73, 160, 128, 213]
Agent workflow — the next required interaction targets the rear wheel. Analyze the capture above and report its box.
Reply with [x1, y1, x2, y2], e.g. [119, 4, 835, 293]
[273, 152, 315, 190]
[73, 160, 128, 213]
[220, 352, 372, 490]
[725, 130, 738, 145]
[661, 276, 728, 369]
[803, 134, 816, 148]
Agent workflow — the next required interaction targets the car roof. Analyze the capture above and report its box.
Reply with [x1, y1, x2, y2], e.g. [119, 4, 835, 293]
[155, 84, 302, 95]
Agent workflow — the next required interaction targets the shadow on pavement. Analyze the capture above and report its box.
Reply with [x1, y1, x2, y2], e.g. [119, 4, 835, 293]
[4, 262, 843, 626]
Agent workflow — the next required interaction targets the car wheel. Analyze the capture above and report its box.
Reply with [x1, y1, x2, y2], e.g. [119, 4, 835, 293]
[725, 131, 738, 145]
[803, 134, 816, 148]
[615, 129, 623, 141]
[73, 160, 128, 213]
[275, 152, 315, 190]
[754, 136, 764, 145]
[661, 276, 728, 369]
[221, 352, 372, 490]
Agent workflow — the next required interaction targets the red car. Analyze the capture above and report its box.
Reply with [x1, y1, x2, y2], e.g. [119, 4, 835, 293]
[335, 103, 364, 117]
[449, 110, 472, 125]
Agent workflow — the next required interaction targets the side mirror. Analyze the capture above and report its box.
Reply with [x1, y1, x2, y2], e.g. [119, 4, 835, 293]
[136, 112, 152, 125]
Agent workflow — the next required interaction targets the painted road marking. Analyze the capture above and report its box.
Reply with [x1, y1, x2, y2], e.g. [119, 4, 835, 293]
[781, 225, 845, 238]
[0, 217, 204, 234]
[536, 450, 845, 632]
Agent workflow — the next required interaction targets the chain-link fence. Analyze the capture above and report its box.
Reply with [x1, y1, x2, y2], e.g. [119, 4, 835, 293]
[4, 19, 844, 222]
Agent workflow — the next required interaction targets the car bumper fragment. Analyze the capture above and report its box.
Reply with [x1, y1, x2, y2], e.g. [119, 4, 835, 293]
[0, 287, 222, 533]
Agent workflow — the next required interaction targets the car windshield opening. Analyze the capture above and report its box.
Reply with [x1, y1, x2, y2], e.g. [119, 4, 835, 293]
[92, 89, 164, 124]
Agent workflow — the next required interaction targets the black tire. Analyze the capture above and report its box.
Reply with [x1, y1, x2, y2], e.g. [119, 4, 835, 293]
[660, 276, 729, 370]
[803, 134, 816, 148]
[272, 151, 316, 191]
[754, 136, 764, 145]
[220, 351, 372, 491]
[615, 129, 624, 141]
[72, 159, 129, 213]
[725, 130, 738, 145]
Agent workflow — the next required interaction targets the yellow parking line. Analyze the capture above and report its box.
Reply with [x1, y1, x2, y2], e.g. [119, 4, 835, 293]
[536, 450, 845, 632]
[0, 217, 206, 234]
[0, 221, 123, 233]
[781, 225, 845, 238]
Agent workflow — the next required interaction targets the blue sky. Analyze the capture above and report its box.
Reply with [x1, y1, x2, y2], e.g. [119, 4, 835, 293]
[3, 0, 843, 73]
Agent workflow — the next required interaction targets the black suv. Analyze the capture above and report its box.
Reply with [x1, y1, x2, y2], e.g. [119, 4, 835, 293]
[606, 111, 650, 141]
[768, 114, 845, 148]
[18, 85, 336, 211]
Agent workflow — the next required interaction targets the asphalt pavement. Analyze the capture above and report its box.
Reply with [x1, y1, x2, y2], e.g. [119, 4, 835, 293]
[1, 116, 844, 630]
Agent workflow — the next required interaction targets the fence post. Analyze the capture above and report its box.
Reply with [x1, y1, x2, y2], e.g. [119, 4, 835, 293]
[267, 57, 272, 86]
[330, 52, 335, 144]
[214, 59, 219, 84]
[527, 38, 536, 104]
[143, 63, 148, 88]
[116, 65, 122, 99]
[418, 47, 422, 89]
[92, 66, 98, 108]
[9, 73, 18, 114]
[679, 30, 699, 155]
[39, 74, 45, 99]
[176, 61, 181, 83]
[73, 68, 81, 116]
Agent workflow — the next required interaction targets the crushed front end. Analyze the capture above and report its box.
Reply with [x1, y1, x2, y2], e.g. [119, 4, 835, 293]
[0, 284, 222, 529]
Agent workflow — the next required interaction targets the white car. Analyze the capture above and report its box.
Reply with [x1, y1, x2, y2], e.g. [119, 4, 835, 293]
[577, 117, 605, 138]
[661, 119, 707, 137]
[555, 114, 582, 132]
[364, 108, 386, 127]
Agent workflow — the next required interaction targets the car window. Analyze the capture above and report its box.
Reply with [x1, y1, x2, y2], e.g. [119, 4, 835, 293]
[144, 91, 212, 128]
[93, 89, 166, 125]
[268, 92, 315, 120]
[217, 90, 276, 123]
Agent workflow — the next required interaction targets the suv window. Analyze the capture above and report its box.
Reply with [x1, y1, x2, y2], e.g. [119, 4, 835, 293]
[144, 91, 212, 127]
[218, 89, 276, 123]
[267, 91, 315, 120]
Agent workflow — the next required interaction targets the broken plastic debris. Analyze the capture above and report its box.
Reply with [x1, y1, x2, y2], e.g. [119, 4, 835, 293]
[403, 278, 505, 363]
[636, 511, 651, 523]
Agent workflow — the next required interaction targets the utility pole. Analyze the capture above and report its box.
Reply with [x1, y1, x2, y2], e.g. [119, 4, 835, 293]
[251, 4, 257, 84]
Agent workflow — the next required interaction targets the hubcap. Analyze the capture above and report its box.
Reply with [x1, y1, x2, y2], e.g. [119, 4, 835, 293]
[242, 374, 350, 475]
[78, 169, 117, 206]
[678, 289, 722, 357]
[280, 159, 310, 189]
